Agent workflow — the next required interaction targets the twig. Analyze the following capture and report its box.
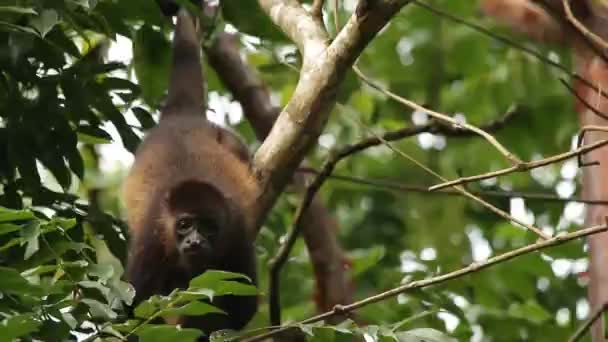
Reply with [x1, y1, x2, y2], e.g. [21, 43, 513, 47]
[268, 150, 343, 325]
[430, 138, 608, 191]
[240, 224, 608, 342]
[266, 106, 527, 322]
[265, 96, 517, 326]
[412, 0, 608, 102]
[348, 115, 549, 239]
[559, 78, 608, 121]
[296, 169, 608, 205]
[568, 301, 608, 342]
[576, 125, 608, 168]
[354, 66, 523, 165]
[562, 0, 608, 51]
[340, 105, 521, 158]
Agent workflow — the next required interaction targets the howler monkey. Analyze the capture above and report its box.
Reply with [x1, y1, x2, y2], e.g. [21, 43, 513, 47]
[123, 8, 258, 337]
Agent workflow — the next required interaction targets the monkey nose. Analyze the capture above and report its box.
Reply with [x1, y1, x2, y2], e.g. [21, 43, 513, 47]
[187, 239, 201, 247]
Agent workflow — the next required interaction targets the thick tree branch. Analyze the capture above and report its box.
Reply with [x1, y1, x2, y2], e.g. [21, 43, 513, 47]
[251, 0, 412, 229]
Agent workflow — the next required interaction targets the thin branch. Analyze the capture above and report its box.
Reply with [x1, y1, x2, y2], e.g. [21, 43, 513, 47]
[562, 0, 608, 51]
[568, 301, 608, 342]
[240, 223, 608, 342]
[349, 115, 549, 239]
[341, 105, 521, 158]
[560, 78, 608, 121]
[296, 169, 608, 205]
[412, 0, 608, 102]
[430, 138, 608, 191]
[576, 125, 608, 168]
[354, 66, 523, 165]
[266, 106, 525, 322]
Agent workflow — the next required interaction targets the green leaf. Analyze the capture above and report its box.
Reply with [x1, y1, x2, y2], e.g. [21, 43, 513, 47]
[132, 24, 171, 106]
[21, 220, 41, 260]
[160, 301, 225, 317]
[81, 298, 118, 319]
[77, 125, 113, 144]
[30, 9, 58, 37]
[210, 281, 258, 297]
[221, 0, 285, 41]
[350, 245, 386, 276]
[132, 107, 156, 129]
[395, 328, 457, 342]
[136, 325, 203, 342]
[189, 270, 252, 288]
[0, 6, 37, 15]
[0, 314, 42, 340]
[134, 297, 162, 319]
[0, 207, 35, 222]
[0, 223, 21, 235]
[0, 266, 44, 296]
[507, 300, 552, 325]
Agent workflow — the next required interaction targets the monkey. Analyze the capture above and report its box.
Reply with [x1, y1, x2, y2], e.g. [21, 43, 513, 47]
[122, 8, 259, 338]
[156, 0, 200, 17]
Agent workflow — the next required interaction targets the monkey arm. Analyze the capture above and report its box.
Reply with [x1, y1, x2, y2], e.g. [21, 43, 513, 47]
[127, 233, 172, 308]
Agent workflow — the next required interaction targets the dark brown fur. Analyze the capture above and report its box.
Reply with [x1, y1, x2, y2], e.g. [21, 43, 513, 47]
[123, 9, 258, 338]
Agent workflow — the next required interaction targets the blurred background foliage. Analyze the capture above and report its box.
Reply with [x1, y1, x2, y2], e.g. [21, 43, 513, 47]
[0, 0, 590, 341]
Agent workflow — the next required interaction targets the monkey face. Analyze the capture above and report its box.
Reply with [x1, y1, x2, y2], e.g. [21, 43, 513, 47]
[174, 215, 219, 256]
[174, 213, 220, 265]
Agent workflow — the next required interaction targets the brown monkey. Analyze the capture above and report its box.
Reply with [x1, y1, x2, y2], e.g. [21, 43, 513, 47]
[123, 8, 258, 338]
[155, 0, 197, 17]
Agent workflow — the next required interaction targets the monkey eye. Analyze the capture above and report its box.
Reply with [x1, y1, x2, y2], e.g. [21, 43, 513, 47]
[176, 217, 195, 233]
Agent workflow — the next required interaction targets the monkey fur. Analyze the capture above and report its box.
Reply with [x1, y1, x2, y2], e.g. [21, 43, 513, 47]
[123, 9, 258, 338]
[155, 0, 200, 17]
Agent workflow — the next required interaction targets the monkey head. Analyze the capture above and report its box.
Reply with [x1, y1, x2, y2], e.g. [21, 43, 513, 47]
[163, 179, 241, 272]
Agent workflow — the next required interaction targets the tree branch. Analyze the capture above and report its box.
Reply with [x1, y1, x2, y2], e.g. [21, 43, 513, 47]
[240, 223, 608, 342]
[296, 169, 608, 206]
[354, 66, 522, 165]
[205, 31, 353, 324]
[569, 301, 608, 342]
[251, 0, 413, 229]
[430, 137, 608, 191]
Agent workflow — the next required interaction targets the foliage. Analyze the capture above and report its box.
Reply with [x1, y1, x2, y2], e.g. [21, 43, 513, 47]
[0, 0, 589, 341]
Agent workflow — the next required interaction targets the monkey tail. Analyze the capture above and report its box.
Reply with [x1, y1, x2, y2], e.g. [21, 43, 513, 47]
[162, 9, 205, 118]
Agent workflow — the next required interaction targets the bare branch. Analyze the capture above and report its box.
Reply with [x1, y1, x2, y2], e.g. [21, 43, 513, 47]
[569, 301, 608, 342]
[430, 138, 608, 191]
[340, 103, 521, 158]
[240, 224, 608, 342]
[560, 78, 608, 121]
[296, 169, 608, 206]
[351, 117, 549, 239]
[354, 67, 522, 165]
